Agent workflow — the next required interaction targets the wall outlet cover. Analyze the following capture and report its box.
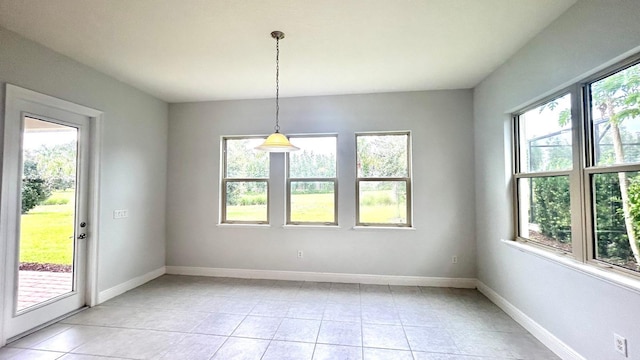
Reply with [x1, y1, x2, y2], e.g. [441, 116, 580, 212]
[614, 333, 627, 357]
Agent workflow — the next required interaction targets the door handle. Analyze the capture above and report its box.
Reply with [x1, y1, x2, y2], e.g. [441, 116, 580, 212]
[78, 233, 87, 239]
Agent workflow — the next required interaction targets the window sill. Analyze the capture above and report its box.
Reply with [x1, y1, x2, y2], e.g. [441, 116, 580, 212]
[217, 223, 271, 229]
[501, 239, 640, 295]
[352, 226, 415, 231]
[282, 225, 341, 230]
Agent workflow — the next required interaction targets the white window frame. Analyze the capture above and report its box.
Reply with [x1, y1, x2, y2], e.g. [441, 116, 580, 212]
[285, 135, 338, 226]
[220, 136, 269, 224]
[355, 131, 412, 227]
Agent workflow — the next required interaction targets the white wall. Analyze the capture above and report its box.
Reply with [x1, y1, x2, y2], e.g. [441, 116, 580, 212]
[0, 27, 168, 292]
[167, 90, 476, 279]
[474, 1, 640, 359]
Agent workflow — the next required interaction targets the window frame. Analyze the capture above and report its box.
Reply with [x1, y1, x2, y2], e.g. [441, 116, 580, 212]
[582, 56, 640, 276]
[512, 53, 640, 279]
[512, 90, 582, 258]
[220, 136, 270, 224]
[285, 134, 339, 226]
[355, 131, 412, 227]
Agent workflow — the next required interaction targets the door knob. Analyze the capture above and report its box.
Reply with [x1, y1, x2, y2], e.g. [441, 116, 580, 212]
[78, 233, 87, 239]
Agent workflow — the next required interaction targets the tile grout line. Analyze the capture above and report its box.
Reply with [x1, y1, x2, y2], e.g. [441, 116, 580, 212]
[10, 278, 559, 360]
[360, 295, 365, 359]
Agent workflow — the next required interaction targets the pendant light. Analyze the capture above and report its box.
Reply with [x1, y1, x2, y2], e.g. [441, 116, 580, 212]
[255, 31, 300, 152]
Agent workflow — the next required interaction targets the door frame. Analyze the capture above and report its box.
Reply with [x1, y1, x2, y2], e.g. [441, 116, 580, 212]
[0, 84, 103, 346]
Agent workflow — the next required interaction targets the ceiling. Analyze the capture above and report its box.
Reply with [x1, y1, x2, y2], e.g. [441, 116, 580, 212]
[0, 0, 576, 103]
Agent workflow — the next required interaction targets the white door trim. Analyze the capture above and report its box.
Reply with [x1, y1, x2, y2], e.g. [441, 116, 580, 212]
[0, 84, 102, 346]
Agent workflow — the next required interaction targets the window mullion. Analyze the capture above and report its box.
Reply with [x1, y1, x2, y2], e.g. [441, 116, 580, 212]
[570, 84, 586, 262]
[584, 164, 640, 174]
[514, 171, 572, 179]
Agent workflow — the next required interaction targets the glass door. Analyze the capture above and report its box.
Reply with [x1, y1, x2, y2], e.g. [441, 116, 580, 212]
[2, 103, 90, 340]
[17, 117, 81, 311]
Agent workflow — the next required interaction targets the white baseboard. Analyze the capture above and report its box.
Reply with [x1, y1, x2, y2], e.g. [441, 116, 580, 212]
[98, 266, 166, 304]
[165, 266, 477, 288]
[477, 281, 585, 360]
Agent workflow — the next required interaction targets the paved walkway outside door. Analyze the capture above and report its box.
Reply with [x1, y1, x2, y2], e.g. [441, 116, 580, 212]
[17, 271, 73, 311]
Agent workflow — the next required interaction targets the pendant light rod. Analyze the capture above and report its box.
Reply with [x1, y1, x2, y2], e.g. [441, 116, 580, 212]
[272, 31, 283, 133]
[255, 31, 299, 152]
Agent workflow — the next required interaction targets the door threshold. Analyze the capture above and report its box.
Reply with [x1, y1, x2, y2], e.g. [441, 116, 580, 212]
[7, 306, 89, 344]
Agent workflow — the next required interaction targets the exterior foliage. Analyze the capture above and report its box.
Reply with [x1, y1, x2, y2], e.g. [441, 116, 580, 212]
[21, 142, 76, 214]
[24, 142, 76, 191]
[594, 173, 632, 262]
[21, 160, 52, 214]
[529, 62, 640, 269]
[532, 177, 571, 243]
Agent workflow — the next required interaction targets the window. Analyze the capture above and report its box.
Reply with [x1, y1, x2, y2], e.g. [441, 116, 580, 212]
[356, 132, 411, 227]
[586, 61, 640, 273]
[286, 135, 337, 225]
[514, 93, 573, 253]
[221, 137, 269, 224]
[513, 55, 640, 276]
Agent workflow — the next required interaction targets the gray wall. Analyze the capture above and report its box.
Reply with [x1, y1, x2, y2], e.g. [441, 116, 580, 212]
[474, 1, 640, 359]
[0, 27, 168, 291]
[167, 90, 476, 278]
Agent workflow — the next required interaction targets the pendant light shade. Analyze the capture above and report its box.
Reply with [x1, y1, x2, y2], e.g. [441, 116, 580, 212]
[256, 31, 299, 152]
[255, 132, 300, 152]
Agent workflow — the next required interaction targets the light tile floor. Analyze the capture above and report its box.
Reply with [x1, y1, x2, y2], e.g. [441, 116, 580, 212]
[0, 275, 559, 359]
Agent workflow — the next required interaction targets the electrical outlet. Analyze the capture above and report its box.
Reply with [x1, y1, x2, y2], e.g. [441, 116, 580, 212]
[113, 209, 129, 219]
[614, 333, 627, 357]
[297, 250, 303, 259]
[452, 256, 458, 264]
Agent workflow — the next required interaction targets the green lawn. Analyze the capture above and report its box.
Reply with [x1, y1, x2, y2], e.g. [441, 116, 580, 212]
[291, 192, 335, 222]
[227, 205, 268, 222]
[228, 190, 406, 223]
[20, 190, 75, 265]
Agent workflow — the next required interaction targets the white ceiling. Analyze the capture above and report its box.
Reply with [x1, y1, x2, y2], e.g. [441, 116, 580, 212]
[0, 0, 576, 103]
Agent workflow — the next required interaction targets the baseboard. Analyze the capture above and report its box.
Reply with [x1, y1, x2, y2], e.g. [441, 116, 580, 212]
[477, 281, 585, 360]
[165, 266, 477, 288]
[98, 266, 166, 304]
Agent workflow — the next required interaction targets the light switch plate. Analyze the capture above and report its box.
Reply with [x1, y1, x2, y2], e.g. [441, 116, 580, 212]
[113, 209, 129, 219]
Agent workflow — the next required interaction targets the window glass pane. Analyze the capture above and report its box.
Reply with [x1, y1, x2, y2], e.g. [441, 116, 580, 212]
[591, 63, 640, 166]
[289, 137, 337, 178]
[517, 177, 572, 252]
[358, 181, 407, 224]
[518, 94, 572, 172]
[592, 172, 640, 272]
[290, 181, 335, 223]
[225, 181, 267, 222]
[226, 138, 269, 178]
[357, 134, 408, 178]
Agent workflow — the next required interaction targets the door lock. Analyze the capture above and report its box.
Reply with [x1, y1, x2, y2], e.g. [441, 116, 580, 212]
[78, 233, 87, 239]
[80, 222, 87, 227]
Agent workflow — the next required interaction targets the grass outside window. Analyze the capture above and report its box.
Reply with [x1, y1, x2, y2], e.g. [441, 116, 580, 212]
[20, 190, 75, 265]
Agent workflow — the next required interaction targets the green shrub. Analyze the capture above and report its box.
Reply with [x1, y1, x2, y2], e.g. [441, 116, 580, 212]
[43, 197, 70, 205]
[22, 178, 51, 214]
[532, 177, 571, 243]
[238, 194, 267, 206]
[361, 192, 394, 206]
